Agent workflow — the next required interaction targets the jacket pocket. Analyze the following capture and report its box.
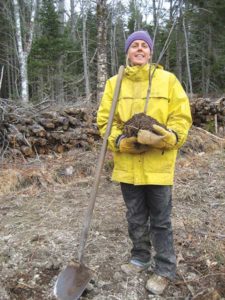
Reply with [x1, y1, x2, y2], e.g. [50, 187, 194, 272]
[143, 149, 176, 173]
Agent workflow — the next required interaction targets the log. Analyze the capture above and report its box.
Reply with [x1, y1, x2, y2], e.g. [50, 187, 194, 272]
[35, 146, 49, 155]
[38, 118, 55, 129]
[21, 146, 33, 156]
[54, 144, 65, 153]
[67, 115, 81, 127]
[30, 137, 47, 146]
[64, 107, 89, 121]
[40, 111, 58, 119]
[29, 124, 46, 137]
[53, 116, 69, 126]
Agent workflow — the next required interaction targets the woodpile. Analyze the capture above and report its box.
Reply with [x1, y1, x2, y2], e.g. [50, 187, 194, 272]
[190, 97, 225, 135]
[0, 99, 100, 158]
[1, 96, 225, 159]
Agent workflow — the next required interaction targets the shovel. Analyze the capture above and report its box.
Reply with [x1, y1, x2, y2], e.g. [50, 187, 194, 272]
[54, 65, 125, 300]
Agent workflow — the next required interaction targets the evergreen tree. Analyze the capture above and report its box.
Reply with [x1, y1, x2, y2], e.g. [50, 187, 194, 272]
[29, 0, 71, 101]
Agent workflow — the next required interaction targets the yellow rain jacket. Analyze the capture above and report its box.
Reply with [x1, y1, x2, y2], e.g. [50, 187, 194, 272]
[97, 64, 192, 185]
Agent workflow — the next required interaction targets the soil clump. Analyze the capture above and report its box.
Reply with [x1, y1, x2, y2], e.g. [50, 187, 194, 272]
[123, 113, 166, 137]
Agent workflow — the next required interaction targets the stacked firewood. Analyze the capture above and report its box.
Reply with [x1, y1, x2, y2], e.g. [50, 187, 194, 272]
[1, 96, 225, 159]
[0, 100, 100, 158]
[190, 97, 225, 131]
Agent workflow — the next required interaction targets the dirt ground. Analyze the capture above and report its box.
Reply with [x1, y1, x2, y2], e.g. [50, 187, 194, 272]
[0, 130, 225, 300]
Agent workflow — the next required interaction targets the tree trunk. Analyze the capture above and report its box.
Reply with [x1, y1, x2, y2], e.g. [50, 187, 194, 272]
[110, 22, 117, 75]
[152, 0, 158, 59]
[56, 0, 65, 103]
[152, 0, 157, 28]
[205, 24, 212, 96]
[165, 0, 173, 70]
[12, 0, 37, 103]
[6, 51, 12, 98]
[183, 16, 193, 98]
[201, 32, 206, 95]
[81, 0, 90, 101]
[13, 0, 29, 103]
[70, 0, 76, 42]
[96, 0, 108, 102]
[175, 13, 182, 83]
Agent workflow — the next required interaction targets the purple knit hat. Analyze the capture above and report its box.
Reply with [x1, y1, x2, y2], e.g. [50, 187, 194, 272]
[125, 31, 153, 53]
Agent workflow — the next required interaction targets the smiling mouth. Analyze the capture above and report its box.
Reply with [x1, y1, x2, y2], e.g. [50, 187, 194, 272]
[135, 55, 145, 58]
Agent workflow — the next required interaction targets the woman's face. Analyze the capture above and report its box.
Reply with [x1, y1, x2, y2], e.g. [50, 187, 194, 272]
[127, 40, 151, 66]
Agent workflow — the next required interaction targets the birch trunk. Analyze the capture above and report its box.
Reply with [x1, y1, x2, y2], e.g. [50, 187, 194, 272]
[96, 0, 108, 102]
[12, 0, 37, 103]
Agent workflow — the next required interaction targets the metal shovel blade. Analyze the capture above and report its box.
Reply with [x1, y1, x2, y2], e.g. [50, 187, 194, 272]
[54, 261, 92, 300]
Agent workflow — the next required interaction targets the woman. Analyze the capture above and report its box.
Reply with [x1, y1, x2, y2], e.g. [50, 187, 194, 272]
[97, 30, 192, 295]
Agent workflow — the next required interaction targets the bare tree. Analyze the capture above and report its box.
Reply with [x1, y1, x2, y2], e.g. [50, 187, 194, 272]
[80, 0, 91, 101]
[56, 0, 65, 103]
[175, 10, 182, 82]
[182, 15, 192, 98]
[12, 0, 37, 103]
[70, 0, 76, 42]
[96, 0, 108, 102]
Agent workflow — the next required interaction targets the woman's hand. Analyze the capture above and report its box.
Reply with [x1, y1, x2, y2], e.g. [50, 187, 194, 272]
[137, 125, 177, 150]
[119, 136, 149, 154]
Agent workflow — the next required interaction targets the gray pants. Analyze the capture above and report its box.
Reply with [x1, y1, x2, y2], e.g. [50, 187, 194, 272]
[120, 183, 176, 280]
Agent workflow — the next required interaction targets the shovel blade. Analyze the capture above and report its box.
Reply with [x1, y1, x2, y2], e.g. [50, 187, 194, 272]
[54, 261, 92, 300]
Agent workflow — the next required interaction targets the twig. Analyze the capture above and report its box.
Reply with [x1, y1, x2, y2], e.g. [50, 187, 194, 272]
[0, 65, 4, 91]
[176, 272, 225, 286]
[30, 99, 52, 108]
[123, 277, 129, 299]
[193, 126, 225, 142]
[210, 202, 225, 208]
[195, 230, 225, 239]
[16, 282, 35, 289]
[178, 271, 195, 296]
[214, 114, 218, 134]
[125, 124, 139, 130]
[192, 288, 221, 300]
[23, 134, 31, 147]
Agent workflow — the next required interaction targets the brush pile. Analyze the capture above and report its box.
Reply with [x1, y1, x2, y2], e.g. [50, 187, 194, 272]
[0, 99, 99, 158]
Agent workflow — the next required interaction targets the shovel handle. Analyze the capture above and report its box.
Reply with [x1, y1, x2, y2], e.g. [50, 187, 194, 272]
[78, 65, 125, 262]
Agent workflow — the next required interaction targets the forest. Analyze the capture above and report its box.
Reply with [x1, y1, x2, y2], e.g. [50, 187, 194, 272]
[1, 0, 225, 104]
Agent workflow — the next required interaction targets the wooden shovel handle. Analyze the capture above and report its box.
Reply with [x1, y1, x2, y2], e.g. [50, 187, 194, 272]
[78, 65, 125, 262]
